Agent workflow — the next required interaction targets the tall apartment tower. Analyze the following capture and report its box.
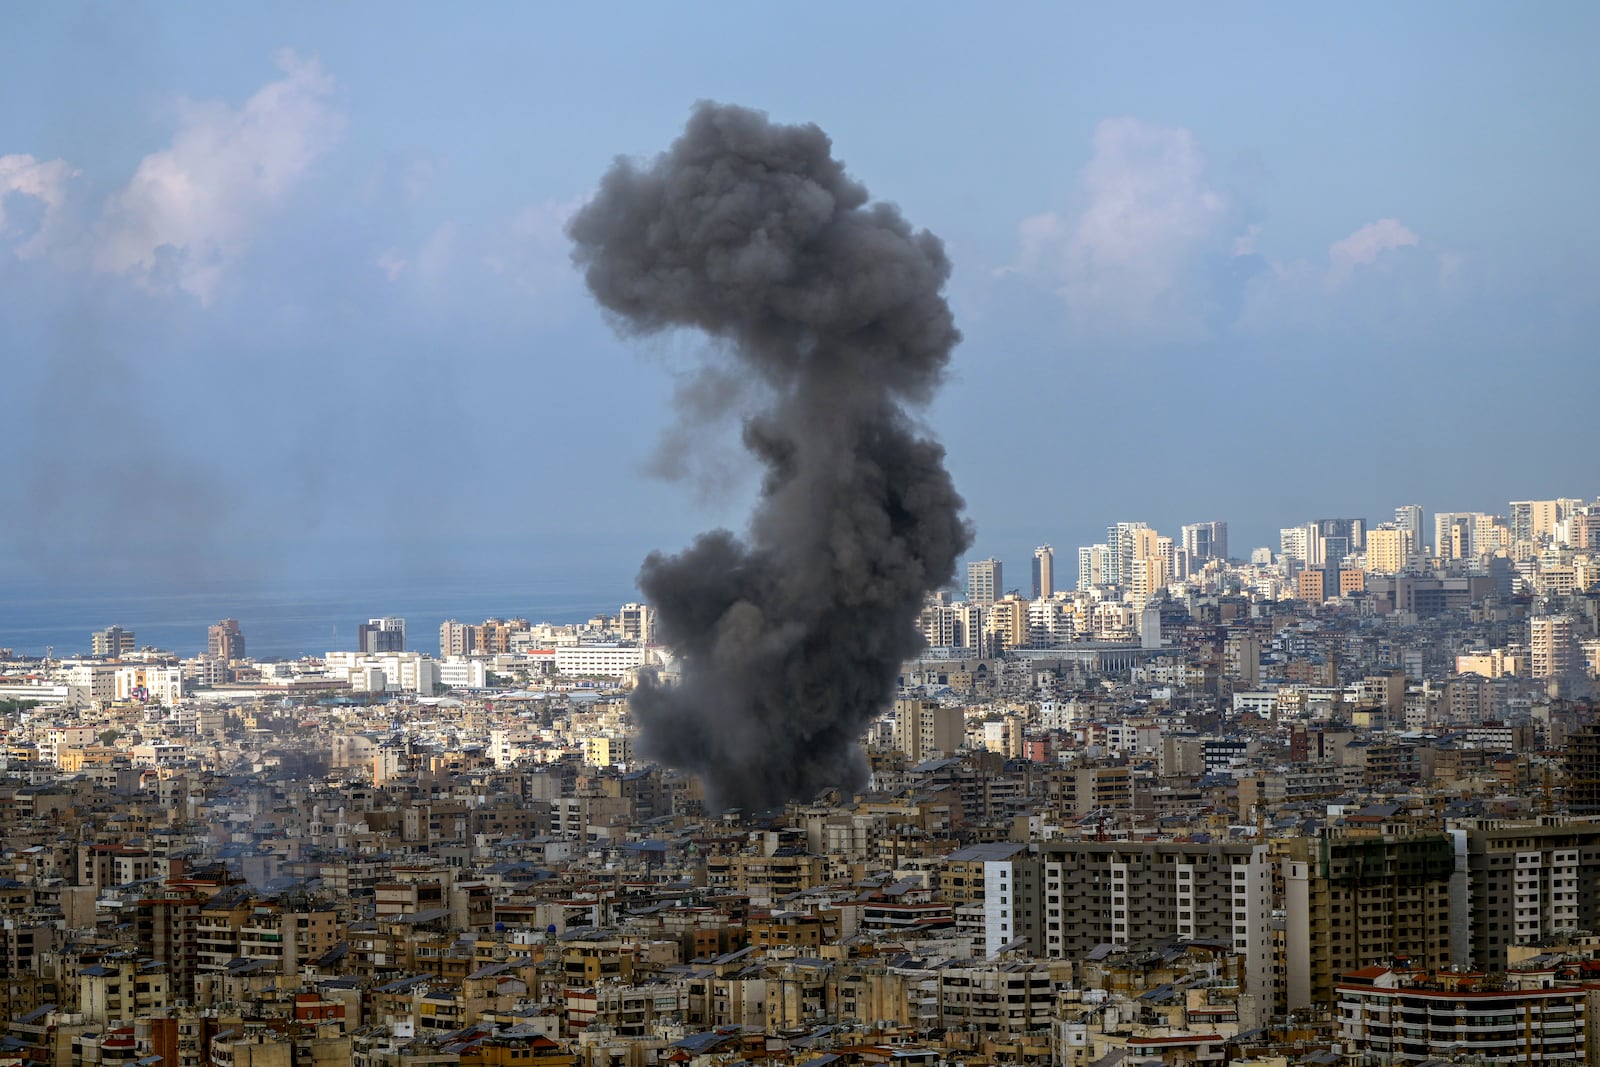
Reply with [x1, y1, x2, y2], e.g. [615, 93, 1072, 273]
[1036, 839, 1275, 1005]
[1181, 521, 1228, 562]
[207, 619, 246, 660]
[1460, 818, 1600, 970]
[1365, 524, 1410, 575]
[918, 593, 958, 648]
[1106, 521, 1154, 587]
[893, 699, 964, 761]
[1078, 544, 1109, 591]
[1393, 505, 1423, 549]
[966, 558, 1002, 606]
[439, 620, 475, 657]
[357, 617, 406, 654]
[1511, 500, 1561, 546]
[1281, 832, 1458, 1009]
[90, 626, 135, 658]
[1562, 726, 1600, 814]
[1434, 512, 1476, 560]
[1314, 517, 1366, 552]
[1530, 615, 1578, 680]
[1280, 523, 1322, 566]
[1031, 545, 1054, 599]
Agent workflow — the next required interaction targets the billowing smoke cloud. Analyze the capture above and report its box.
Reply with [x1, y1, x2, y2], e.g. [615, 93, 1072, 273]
[569, 103, 971, 810]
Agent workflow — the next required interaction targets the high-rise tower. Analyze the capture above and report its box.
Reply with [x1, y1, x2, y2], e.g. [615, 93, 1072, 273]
[207, 619, 246, 660]
[1181, 521, 1229, 563]
[966, 558, 1002, 606]
[1031, 545, 1054, 599]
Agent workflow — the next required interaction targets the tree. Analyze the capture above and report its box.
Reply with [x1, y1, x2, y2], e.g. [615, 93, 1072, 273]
[99, 729, 121, 747]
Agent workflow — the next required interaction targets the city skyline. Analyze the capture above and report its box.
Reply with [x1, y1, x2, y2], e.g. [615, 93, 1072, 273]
[6, 487, 1590, 663]
[2, 6, 1595, 597]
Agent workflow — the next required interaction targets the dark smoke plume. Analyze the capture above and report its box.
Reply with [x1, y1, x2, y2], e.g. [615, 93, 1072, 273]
[568, 103, 971, 810]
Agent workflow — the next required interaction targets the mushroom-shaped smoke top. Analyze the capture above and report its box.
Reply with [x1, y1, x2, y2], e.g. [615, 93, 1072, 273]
[568, 102, 971, 811]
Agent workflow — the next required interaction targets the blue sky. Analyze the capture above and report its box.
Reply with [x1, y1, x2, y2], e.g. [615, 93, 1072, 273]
[1, 4, 1595, 596]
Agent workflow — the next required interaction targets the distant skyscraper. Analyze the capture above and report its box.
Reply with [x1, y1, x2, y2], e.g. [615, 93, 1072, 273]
[91, 626, 135, 658]
[1511, 500, 1561, 547]
[207, 619, 246, 660]
[918, 592, 958, 648]
[1106, 521, 1153, 588]
[1322, 536, 1353, 569]
[1434, 512, 1475, 560]
[1280, 523, 1321, 565]
[1078, 543, 1109, 590]
[1562, 507, 1599, 551]
[1313, 517, 1366, 551]
[1181, 521, 1228, 562]
[1031, 545, 1054, 599]
[967, 558, 1002, 606]
[1394, 506, 1422, 549]
[357, 617, 406, 653]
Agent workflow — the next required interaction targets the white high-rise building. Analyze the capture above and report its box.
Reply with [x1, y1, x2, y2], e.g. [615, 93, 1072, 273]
[1280, 523, 1324, 566]
[1394, 505, 1423, 548]
[1026, 597, 1073, 648]
[956, 603, 984, 653]
[1078, 544, 1109, 591]
[918, 592, 958, 648]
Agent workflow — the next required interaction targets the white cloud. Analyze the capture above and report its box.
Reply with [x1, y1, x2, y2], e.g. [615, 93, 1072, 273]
[1015, 117, 1234, 338]
[1237, 217, 1435, 333]
[1009, 117, 1454, 341]
[96, 49, 343, 302]
[1327, 217, 1419, 283]
[0, 153, 76, 258]
[375, 250, 408, 281]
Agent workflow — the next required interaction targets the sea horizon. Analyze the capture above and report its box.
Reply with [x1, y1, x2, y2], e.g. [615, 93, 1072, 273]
[0, 572, 639, 661]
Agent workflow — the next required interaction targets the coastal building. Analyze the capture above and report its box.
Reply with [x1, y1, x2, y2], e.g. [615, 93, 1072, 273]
[357, 616, 406, 653]
[91, 625, 136, 658]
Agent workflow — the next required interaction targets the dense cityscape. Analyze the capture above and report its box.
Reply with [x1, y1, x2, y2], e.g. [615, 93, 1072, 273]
[4, 5, 1595, 1067]
[0, 495, 1595, 1067]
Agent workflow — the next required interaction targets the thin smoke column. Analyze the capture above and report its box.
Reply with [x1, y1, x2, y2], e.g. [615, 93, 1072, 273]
[569, 103, 971, 810]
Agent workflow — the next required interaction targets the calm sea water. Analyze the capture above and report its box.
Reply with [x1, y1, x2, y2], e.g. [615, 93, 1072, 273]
[0, 573, 637, 660]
